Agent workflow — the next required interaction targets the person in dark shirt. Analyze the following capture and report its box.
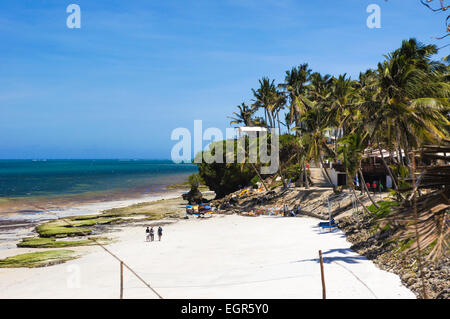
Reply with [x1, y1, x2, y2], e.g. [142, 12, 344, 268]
[150, 227, 155, 242]
[157, 226, 163, 241]
[145, 227, 150, 242]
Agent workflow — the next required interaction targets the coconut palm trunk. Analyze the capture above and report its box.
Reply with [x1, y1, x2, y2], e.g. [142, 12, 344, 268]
[304, 162, 310, 189]
[348, 175, 372, 216]
[249, 161, 268, 192]
[274, 112, 287, 189]
[264, 109, 268, 127]
[376, 140, 399, 190]
[358, 168, 380, 208]
[319, 156, 335, 191]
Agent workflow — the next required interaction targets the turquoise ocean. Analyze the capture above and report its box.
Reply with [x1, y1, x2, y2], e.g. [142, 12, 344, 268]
[0, 159, 197, 198]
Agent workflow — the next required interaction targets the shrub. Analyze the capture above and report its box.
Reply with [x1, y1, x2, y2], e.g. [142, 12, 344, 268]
[0, 250, 77, 268]
[194, 134, 295, 198]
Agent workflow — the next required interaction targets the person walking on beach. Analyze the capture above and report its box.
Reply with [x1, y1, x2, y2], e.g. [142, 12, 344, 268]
[283, 204, 289, 217]
[150, 227, 155, 242]
[145, 227, 150, 242]
[157, 226, 163, 241]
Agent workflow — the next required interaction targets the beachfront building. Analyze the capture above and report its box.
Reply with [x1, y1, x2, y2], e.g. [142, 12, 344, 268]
[309, 149, 397, 190]
[236, 126, 399, 190]
[236, 126, 268, 138]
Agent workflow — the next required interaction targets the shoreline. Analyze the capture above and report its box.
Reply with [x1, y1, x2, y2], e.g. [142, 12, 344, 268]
[0, 183, 190, 219]
[0, 187, 191, 250]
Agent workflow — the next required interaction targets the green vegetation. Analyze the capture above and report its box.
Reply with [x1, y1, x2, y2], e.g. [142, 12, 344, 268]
[270, 181, 283, 190]
[67, 217, 120, 227]
[195, 135, 300, 197]
[207, 38, 448, 197]
[68, 214, 102, 221]
[17, 236, 112, 248]
[196, 140, 258, 198]
[250, 175, 261, 187]
[17, 237, 92, 248]
[228, 103, 266, 127]
[101, 202, 179, 218]
[196, 38, 448, 191]
[36, 223, 92, 238]
[0, 250, 77, 268]
[368, 200, 399, 219]
[36, 216, 120, 238]
[99, 209, 133, 217]
[145, 213, 165, 220]
[187, 173, 204, 191]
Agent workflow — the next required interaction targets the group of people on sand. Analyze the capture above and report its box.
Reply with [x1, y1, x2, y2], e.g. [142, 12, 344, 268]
[145, 226, 163, 242]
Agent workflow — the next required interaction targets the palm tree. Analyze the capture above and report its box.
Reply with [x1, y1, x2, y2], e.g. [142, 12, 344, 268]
[355, 69, 401, 190]
[224, 38, 449, 210]
[278, 65, 314, 188]
[337, 131, 374, 214]
[252, 116, 267, 127]
[327, 74, 360, 137]
[289, 71, 342, 190]
[308, 72, 334, 104]
[279, 64, 312, 129]
[252, 78, 285, 129]
[355, 39, 450, 192]
[372, 39, 449, 159]
[296, 103, 336, 190]
[228, 103, 257, 127]
[284, 111, 293, 133]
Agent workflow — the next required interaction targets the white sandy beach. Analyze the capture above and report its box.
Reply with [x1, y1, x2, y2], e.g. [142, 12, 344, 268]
[0, 214, 415, 299]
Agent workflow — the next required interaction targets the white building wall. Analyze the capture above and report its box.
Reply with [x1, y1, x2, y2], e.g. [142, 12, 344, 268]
[326, 168, 338, 186]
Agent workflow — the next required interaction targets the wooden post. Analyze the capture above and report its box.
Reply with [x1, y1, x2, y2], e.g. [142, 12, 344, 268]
[120, 261, 124, 299]
[319, 250, 326, 299]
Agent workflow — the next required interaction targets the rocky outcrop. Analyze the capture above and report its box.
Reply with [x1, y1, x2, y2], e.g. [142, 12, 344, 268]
[182, 188, 204, 205]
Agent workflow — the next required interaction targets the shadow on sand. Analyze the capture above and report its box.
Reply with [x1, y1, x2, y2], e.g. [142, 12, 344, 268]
[293, 248, 366, 264]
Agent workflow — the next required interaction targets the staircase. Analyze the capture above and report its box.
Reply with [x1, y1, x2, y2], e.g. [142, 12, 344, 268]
[309, 168, 332, 187]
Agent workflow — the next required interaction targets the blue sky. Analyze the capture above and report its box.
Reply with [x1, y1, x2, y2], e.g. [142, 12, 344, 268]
[0, 0, 447, 159]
